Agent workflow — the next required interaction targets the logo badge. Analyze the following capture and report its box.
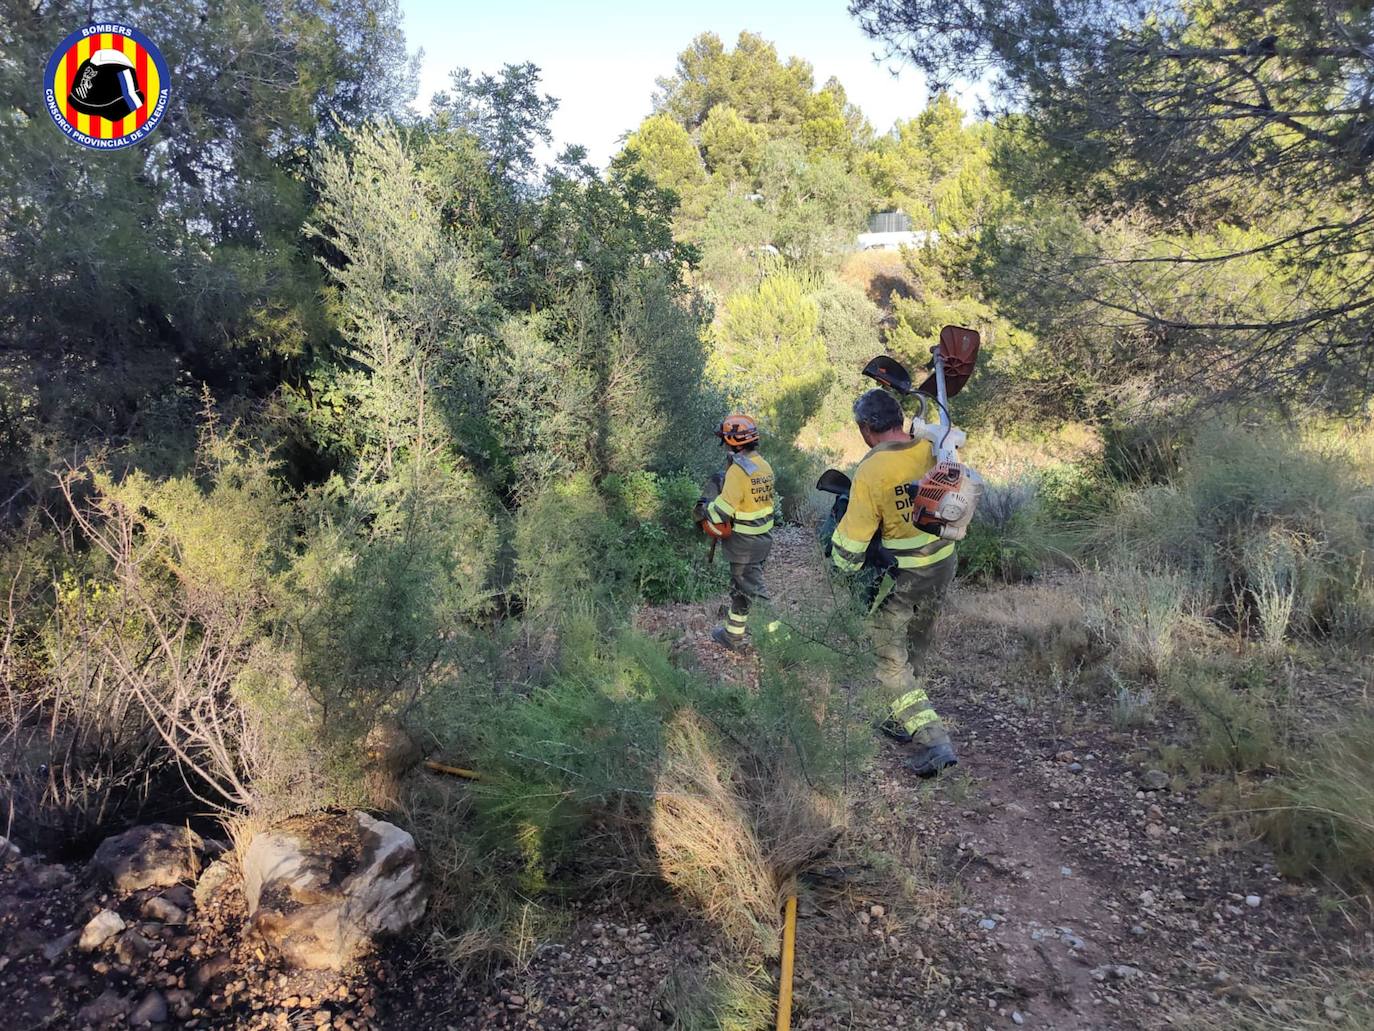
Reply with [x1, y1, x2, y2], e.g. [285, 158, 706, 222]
[44, 23, 169, 149]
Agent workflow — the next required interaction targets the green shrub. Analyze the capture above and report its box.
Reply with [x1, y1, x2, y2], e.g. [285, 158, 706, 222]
[1036, 459, 1115, 524]
[960, 477, 1039, 582]
[1167, 657, 1289, 774]
[1258, 716, 1374, 884]
[1084, 566, 1199, 681]
[661, 962, 774, 1031]
[1090, 420, 1374, 643]
[1101, 417, 1187, 485]
[435, 614, 867, 959]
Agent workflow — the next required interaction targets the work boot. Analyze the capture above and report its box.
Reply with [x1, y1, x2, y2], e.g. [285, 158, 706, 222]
[711, 625, 750, 652]
[904, 739, 958, 778]
[901, 723, 958, 778]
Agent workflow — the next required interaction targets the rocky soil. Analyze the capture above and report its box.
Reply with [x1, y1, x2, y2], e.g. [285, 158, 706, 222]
[3, 528, 1367, 1029]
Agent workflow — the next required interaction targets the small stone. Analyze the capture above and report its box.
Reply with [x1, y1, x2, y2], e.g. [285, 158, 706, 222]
[1139, 890, 1156, 906]
[1146, 823, 1166, 839]
[161, 885, 195, 910]
[143, 896, 188, 924]
[42, 929, 80, 962]
[192, 953, 234, 989]
[1245, 895, 1262, 907]
[165, 989, 195, 1019]
[114, 929, 153, 964]
[130, 991, 168, 1026]
[978, 918, 997, 931]
[1012, 1012, 1024, 1025]
[1141, 769, 1170, 791]
[78, 989, 131, 1024]
[1068, 763, 1084, 773]
[869, 905, 886, 919]
[79, 909, 126, 951]
[1060, 867, 1072, 878]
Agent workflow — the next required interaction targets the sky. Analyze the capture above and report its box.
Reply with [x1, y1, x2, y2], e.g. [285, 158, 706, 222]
[398, 0, 943, 167]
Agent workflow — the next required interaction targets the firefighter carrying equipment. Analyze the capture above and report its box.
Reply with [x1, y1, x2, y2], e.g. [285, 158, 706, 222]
[716, 413, 761, 448]
[829, 438, 956, 574]
[707, 450, 775, 537]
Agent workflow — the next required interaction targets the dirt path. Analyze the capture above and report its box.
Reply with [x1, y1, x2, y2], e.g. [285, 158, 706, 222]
[661, 528, 1355, 1030]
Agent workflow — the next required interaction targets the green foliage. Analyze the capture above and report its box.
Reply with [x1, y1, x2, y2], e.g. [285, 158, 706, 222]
[625, 114, 708, 197]
[0, 0, 414, 495]
[859, 95, 1005, 233]
[701, 106, 767, 183]
[1259, 717, 1374, 886]
[654, 32, 815, 131]
[1168, 657, 1288, 774]
[662, 963, 774, 1031]
[1092, 421, 1374, 642]
[426, 612, 866, 957]
[430, 63, 557, 185]
[710, 274, 832, 441]
[514, 472, 724, 616]
[959, 488, 1040, 583]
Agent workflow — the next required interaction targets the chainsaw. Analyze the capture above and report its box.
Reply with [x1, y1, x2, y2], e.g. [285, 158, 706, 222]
[818, 325, 985, 543]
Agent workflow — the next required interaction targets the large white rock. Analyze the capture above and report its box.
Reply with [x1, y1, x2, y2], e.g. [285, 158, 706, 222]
[241, 811, 425, 970]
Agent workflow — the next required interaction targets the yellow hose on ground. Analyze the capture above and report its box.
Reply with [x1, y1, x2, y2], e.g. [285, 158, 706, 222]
[423, 760, 483, 781]
[776, 894, 797, 1031]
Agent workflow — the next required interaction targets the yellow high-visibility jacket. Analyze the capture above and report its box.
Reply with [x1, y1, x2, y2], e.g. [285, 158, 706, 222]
[830, 438, 955, 573]
[707, 450, 775, 535]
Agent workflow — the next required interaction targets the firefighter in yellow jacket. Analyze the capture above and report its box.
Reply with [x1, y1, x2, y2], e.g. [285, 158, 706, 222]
[698, 414, 775, 651]
[830, 389, 959, 777]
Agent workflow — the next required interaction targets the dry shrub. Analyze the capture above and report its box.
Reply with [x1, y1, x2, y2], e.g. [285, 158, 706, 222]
[1085, 566, 1203, 681]
[651, 711, 840, 956]
[951, 582, 1095, 673]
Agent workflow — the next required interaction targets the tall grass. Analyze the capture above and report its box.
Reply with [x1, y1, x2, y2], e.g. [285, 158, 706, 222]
[1257, 717, 1374, 883]
[1090, 419, 1374, 643]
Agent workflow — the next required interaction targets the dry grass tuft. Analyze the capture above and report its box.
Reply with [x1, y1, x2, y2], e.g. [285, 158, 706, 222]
[950, 581, 1096, 673]
[651, 711, 841, 956]
[1176, 967, 1374, 1029]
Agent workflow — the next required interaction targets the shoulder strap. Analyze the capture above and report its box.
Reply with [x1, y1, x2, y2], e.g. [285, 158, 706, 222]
[729, 452, 759, 475]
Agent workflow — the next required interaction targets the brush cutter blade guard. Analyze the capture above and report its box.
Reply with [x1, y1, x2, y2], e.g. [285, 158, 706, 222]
[861, 355, 914, 395]
[816, 469, 852, 496]
[916, 325, 981, 398]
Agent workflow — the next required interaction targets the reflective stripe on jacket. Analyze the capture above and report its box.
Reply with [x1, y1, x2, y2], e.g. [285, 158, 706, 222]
[707, 450, 775, 535]
[830, 437, 955, 572]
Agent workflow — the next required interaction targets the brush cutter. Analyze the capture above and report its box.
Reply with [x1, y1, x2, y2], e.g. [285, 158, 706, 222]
[860, 326, 985, 541]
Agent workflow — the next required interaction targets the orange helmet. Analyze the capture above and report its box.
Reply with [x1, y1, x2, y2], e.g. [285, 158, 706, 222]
[716, 413, 760, 448]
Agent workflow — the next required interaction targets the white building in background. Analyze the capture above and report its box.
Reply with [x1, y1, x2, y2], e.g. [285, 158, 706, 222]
[856, 211, 939, 251]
